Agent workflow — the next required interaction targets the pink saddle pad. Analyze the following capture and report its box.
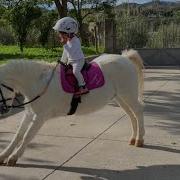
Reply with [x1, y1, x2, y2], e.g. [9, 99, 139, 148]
[60, 62, 105, 93]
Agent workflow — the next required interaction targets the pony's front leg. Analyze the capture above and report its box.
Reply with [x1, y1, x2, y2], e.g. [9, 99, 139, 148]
[0, 110, 34, 165]
[6, 115, 44, 166]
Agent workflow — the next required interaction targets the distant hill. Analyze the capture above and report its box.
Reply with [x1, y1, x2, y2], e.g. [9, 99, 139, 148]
[142, 1, 180, 7]
[116, 1, 180, 9]
[115, 1, 180, 17]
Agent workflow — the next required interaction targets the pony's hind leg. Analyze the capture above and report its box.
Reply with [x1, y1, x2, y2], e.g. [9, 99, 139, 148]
[115, 96, 137, 145]
[133, 101, 145, 147]
[124, 97, 145, 147]
[116, 94, 145, 147]
[0, 110, 34, 164]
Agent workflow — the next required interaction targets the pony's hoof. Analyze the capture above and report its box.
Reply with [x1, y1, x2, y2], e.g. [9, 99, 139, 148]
[6, 158, 17, 166]
[129, 138, 136, 145]
[0, 160, 5, 165]
[135, 140, 144, 147]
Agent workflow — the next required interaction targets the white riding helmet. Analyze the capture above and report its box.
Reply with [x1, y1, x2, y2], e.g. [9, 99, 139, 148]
[53, 17, 78, 34]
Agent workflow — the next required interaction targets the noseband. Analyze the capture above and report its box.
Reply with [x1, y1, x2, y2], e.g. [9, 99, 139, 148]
[0, 83, 15, 114]
[0, 82, 41, 114]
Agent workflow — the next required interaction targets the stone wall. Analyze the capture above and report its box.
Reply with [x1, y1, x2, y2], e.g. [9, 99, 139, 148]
[115, 48, 180, 66]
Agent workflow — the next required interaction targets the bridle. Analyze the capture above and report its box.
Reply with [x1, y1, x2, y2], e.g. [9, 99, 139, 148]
[0, 60, 64, 114]
[0, 83, 16, 114]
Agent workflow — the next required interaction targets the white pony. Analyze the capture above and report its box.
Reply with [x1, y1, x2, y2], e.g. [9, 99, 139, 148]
[0, 49, 145, 166]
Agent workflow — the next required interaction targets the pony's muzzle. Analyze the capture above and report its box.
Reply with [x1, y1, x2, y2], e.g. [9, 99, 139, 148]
[0, 105, 10, 115]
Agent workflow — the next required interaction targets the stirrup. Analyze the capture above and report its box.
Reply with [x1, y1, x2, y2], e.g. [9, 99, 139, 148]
[74, 86, 89, 96]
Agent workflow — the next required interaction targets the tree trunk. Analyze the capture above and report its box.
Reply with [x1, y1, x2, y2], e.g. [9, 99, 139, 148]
[94, 26, 99, 53]
[19, 41, 24, 53]
[77, 17, 89, 46]
[54, 0, 67, 18]
[18, 35, 26, 53]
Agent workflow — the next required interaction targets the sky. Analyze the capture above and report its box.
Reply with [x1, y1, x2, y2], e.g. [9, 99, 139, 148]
[50, 0, 180, 10]
[117, 0, 180, 5]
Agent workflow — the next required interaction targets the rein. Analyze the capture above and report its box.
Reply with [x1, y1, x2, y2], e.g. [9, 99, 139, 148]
[0, 60, 65, 110]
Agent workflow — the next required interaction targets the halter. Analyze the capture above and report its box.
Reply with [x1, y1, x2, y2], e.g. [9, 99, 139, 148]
[0, 60, 63, 114]
[0, 83, 15, 114]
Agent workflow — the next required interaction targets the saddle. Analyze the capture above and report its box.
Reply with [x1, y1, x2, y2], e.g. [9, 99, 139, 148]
[60, 61, 105, 94]
[64, 61, 91, 72]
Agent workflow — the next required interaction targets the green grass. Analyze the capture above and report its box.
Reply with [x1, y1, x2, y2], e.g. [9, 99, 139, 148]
[0, 45, 99, 64]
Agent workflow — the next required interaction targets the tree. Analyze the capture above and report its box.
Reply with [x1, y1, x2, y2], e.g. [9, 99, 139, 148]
[147, 21, 180, 48]
[8, 1, 41, 52]
[174, 10, 180, 22]
[68, 0, 117, 45]
[35, 0, 117, 46]
[54, 0, 67, 17]
[39, 0, 68, 17]
[117, 17, 149, 49]
[37, 10, 57, 47]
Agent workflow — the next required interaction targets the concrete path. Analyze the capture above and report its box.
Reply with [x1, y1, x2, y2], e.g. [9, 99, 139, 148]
[0, 68, 180, 180]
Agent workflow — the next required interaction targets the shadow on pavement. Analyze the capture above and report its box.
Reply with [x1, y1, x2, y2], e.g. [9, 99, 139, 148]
[145, 69, 180, 82]
[143, 144, 180, 154]
[144, 90, 180, 136]
[8, 164, 180, 180]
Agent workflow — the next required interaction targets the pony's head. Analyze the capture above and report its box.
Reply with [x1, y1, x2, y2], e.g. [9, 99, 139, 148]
[0, 83, 16, 115]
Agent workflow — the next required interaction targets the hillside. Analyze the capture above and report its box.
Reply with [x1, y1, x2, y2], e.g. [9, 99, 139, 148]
[116, 1, 180, 9]
[115, 1, 180, 17]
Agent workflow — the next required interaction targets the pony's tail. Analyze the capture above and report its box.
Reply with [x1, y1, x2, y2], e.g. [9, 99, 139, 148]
[122, 49, 144, 104]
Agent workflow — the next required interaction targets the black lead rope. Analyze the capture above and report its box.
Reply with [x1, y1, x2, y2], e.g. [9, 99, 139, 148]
[9, 95, 41, 108]
[0, 88, 8, 108]
[1, 84, 14, 92]
[0, 97, 12, 104]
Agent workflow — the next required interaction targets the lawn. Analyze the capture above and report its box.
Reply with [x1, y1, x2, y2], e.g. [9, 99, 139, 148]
[0, 45, 99, 64]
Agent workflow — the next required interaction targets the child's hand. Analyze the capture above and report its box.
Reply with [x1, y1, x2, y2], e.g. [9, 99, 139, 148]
[58, 32, 68, 44]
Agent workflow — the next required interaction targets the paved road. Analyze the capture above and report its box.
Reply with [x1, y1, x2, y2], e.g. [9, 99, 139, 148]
[0, 68, 180, 180]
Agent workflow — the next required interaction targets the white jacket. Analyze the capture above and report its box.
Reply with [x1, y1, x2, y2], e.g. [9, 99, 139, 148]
[61, 36, 85, 64]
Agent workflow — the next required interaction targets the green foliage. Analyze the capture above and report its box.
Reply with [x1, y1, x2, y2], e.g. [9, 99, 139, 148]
[0, 27, 15, 44]
[1, 0, 180, 50]
[8, 1, 42, 52]
[0, 45, 97, 63]
[98, 1, 116, 19]
[117, 17, 149, 48]
[68, 0, 117, 46]
[0, 5, 5, 17]
[115, 1, 180, 49]
[173, 10, 180, 21]
[36, 10, 57, 47]
[147, 22, 180, 48]
[0, 45, 60, 61]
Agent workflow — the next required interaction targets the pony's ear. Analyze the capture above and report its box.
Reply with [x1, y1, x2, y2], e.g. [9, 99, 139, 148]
[121, 49, 128, 55]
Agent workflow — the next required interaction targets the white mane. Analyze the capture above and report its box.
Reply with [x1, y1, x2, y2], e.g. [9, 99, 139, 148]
[9, 60, 54, 75]
[0, 60, 56, 96]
